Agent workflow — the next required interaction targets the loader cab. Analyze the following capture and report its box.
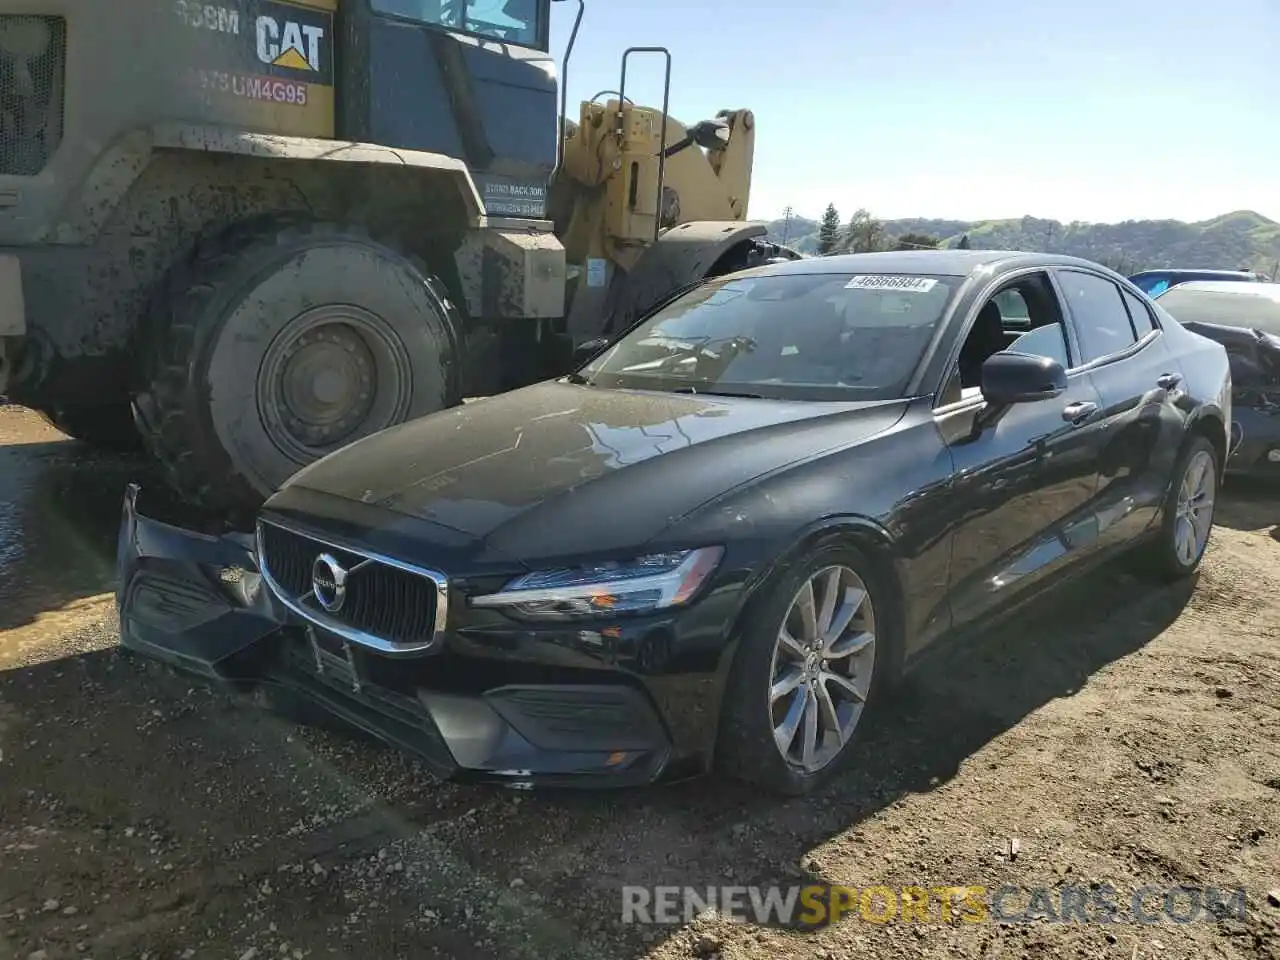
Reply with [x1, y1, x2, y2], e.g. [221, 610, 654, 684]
[337, 0, 557, 217]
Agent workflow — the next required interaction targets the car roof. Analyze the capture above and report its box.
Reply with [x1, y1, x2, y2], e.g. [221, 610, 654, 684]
[1159, 280, 1280, 300]
[736, 249, 1113, 279]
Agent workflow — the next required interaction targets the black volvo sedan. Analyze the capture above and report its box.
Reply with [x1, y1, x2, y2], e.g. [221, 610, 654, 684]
[117, 250, 1232, 796]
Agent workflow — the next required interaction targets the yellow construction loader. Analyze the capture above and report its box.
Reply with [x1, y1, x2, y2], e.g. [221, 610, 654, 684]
[0, 0, 797, 513]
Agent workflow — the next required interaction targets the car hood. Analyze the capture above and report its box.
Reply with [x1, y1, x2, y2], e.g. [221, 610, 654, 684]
[1182, 320, 1280, 388]
[280, 381, 909, 562]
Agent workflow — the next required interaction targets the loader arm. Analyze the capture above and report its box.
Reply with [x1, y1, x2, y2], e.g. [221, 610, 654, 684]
[552, 98, 755, 270]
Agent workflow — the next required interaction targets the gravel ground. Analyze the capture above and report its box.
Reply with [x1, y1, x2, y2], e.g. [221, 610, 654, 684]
[1, 403, 1278, 960]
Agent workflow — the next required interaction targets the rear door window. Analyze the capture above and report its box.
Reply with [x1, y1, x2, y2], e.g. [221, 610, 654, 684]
[1056, 270, 1138, 364]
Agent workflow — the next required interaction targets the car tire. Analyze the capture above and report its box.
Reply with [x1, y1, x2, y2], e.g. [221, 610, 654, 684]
[714, 540, 895, 797]
[133, 215, 464, 517]
[1137, 434, 1219, 581]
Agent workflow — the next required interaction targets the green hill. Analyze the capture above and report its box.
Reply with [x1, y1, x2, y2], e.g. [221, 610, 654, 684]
[764, 210, 1280, 276]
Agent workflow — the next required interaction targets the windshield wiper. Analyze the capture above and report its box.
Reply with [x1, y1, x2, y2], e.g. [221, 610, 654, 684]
[563, 372, 592, 385]
[670, 387, 763, 399]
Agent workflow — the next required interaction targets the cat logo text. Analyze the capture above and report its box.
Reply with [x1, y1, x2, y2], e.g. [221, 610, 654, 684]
[256, 11, 324, 74]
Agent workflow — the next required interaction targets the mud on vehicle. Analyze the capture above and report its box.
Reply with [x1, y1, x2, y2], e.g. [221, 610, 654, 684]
[0, 0, 799, 515]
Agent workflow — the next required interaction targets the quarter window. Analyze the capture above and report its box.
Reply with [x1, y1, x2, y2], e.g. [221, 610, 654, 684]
[1057, 271, 1138, 364]
[1121, 289, 1156, 336]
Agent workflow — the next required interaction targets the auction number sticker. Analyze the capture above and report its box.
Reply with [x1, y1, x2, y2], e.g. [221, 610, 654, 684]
[845, 275, 938, 292]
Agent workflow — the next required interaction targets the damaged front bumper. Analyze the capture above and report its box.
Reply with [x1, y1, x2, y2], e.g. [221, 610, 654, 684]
[116, 484, 677, 788]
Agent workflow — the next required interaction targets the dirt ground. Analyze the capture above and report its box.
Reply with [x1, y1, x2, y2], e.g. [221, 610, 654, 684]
[1, 402, 1278, 960]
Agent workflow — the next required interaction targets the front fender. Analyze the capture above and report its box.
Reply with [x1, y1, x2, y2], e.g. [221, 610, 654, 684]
[686, 514, 904, 773]
[605, 220, 772, 333]
[54, 123, 488, 244]
[710, 512, 904, 688]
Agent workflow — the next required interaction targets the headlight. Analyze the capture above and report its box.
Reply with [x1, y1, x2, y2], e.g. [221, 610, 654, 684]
[469, 547, 724, 621]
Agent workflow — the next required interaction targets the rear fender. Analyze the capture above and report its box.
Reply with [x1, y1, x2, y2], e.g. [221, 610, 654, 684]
[117, 483, 283, 677]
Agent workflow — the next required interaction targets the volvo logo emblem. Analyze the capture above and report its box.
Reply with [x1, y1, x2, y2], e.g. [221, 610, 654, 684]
[311, 553, 348, 612]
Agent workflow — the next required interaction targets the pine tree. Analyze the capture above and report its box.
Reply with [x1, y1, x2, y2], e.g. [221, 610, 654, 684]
[817, 203, 841, 255]
[957, 234, 971, 250]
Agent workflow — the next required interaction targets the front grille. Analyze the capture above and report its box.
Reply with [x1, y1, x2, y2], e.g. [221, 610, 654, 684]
[0, 16, 66, 176]
[257, 521, 444, 650]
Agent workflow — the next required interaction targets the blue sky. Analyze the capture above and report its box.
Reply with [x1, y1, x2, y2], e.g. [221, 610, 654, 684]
[548, 0, 1279, 225]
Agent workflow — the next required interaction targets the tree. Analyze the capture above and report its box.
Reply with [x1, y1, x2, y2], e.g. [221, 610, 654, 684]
[893, 233, 940, 251]
[817, 203, 841, 255]
[957, 234, 971, 250]
[844, 208, 885, 254]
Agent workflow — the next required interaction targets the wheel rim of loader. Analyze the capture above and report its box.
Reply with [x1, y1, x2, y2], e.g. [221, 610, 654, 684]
[256, 304, 414, 463]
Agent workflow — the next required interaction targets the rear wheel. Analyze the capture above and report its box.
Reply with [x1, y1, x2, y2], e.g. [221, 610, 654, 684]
[134, 217, 464, 515]
[1138, 434, 1218, 580]
[715, 541, 893, 796]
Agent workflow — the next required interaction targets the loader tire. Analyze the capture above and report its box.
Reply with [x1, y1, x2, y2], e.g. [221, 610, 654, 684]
[40, 401, 142, 453]
[133, 216, 464, 516]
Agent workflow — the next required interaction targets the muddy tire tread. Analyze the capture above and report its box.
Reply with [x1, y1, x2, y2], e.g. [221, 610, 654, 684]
[133, 214, 462, 518]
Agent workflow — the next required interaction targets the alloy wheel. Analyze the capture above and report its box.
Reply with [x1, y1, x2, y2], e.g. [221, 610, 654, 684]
[768, 564, 877, 774]
[1173, 448, 1216, 566]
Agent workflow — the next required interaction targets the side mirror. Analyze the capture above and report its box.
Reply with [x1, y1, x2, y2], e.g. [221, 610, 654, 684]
[980, 351, 1067, 406]
[572, 337, 611, 366]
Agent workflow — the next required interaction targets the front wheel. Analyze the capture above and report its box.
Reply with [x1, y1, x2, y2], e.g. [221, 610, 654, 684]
[715, 541, 893, 796]
[1138, 434, 1219, 580]
[134, 217, 464, 515]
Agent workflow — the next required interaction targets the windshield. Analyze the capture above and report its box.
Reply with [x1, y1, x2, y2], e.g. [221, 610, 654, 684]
[372, 0, 546, 48]
[1157, 287, 1280, 336]
[577, 271, 963, 401]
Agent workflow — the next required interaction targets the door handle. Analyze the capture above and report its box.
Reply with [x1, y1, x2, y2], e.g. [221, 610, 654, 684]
[1061, 400, 1097, 425]
[1157, 372, 1182, 390]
